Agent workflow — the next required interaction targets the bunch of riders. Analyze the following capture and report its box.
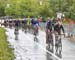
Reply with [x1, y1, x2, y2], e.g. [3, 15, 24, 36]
[46, 17, 65, 53]
[3, 17, 65, 44]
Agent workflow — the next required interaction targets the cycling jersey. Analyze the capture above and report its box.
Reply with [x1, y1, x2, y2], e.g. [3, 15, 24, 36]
[46, 20, 54, 32]
[31, 19, 39, 27]
[54, 23, 65, 35]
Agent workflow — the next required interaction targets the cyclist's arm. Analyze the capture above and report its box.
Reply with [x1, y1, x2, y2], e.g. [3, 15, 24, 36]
[61, 25, 65, 33]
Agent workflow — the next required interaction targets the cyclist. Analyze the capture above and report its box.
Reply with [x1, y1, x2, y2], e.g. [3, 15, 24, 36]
[14, 20, 19, 35]
[4, 20, 8, 27]
[9, 20, 12, 28]
[31, 18, 40, 36]
[46, 17, 54, 50]
[54, 18, 65, 35]
[54, 18, 65, 54]
[22, 19, 27, 33]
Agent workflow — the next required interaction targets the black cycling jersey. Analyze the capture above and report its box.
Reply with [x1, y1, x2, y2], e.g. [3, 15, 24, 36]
[46, 21, 52, 31]
[15, 20, 20, 27]
[54, 24, 65, 35]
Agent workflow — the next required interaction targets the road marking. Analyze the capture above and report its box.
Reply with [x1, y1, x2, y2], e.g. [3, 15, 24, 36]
[24, 33, 61, 60]
[6, 28, 61, 60]
[36, 42, 61, 60]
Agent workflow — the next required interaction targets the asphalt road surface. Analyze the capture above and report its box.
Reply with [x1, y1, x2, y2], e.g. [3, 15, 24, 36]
[5, 27, 75, 60]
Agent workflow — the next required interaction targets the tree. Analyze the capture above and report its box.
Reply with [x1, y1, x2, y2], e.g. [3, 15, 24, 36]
[0, 0, 75, 21]
[0, 0, 6, 16]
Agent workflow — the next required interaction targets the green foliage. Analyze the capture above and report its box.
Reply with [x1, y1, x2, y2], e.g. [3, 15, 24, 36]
[4, 0, 52, 17]
[0, 0, 6, 16]
[0, 0, 75, 21]
[0, 27, 14, 60]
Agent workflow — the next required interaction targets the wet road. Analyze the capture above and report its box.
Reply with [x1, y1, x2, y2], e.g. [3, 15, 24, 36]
[5, 27, 75, 60]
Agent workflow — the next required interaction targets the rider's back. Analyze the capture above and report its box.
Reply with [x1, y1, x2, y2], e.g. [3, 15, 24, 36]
[31, 19, 39, 26]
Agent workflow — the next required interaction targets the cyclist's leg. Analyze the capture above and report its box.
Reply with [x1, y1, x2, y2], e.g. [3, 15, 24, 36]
[47, 36, 50, 50]
[55, 35, 62, 58]
[34, 25, 37, 36]
[33, 25, 35, 35]
[47, 32, 52, 50]
[15, 34, 18, 40]
[15, 26, 19, 34]
[46, 31, 50, 49]
[51, 32, 54, 52]
[36, 26, 38, 35]
[55, 34, 59, 54]
[46, 30, 49, 44]
[58, 35, 62, 54]
[46, 35, 48, 44]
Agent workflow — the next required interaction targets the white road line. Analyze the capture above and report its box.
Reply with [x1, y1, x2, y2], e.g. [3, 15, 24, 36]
[6, 28, 61, 60]
[24, 33, 61, 60]
[36, 42, 61, 60]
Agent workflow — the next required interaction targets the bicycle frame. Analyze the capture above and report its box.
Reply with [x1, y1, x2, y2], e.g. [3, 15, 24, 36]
[53, 32, 62, 58]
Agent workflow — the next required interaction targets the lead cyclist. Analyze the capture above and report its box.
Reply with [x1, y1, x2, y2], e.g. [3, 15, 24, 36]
[54, 18, 65, 56]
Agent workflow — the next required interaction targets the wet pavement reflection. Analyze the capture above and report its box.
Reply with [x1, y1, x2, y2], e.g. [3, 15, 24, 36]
[46, 53, 58, 60]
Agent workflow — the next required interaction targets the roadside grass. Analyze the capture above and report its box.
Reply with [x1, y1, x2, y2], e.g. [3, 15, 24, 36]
[0, 27, 14, 60]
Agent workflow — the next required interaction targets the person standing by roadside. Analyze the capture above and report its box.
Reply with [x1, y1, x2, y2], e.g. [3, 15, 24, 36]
[68, 19, 74, 37]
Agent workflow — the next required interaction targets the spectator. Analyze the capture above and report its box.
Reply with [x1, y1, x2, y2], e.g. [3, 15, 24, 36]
[68, 19, 74, 37]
